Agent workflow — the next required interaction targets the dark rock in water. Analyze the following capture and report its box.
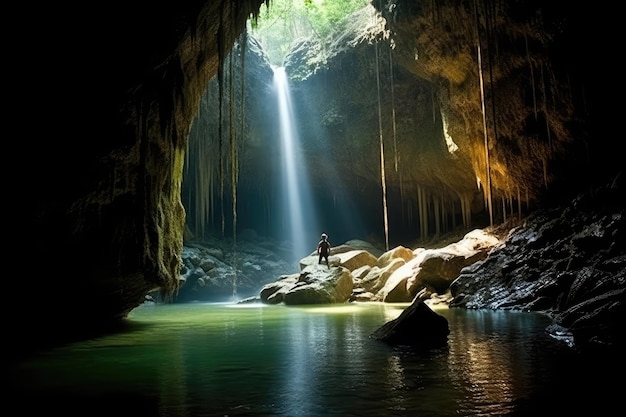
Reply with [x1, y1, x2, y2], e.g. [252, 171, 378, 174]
[371, 298, 450, 348]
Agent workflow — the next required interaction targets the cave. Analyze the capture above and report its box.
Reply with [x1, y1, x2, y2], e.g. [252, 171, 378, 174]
[13, 0, 622, 358]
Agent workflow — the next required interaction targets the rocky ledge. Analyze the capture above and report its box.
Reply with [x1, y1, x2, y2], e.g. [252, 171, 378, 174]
[449, 176, 625, 352]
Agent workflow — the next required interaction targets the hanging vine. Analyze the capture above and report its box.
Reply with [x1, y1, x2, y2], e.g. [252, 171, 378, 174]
[525, 30, 538, 119]
[474, 0, 493, 227]
[218, 2, 227, 238]
[374, 2, 389, 251]
[389, 43, 398, 173]
[540, 64, 552, 149]
[229, 29, 238, 298]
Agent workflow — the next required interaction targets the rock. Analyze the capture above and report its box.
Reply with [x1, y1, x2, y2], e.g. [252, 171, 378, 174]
[376, 229, 501, 302]
[448, 181, 625, 351]
[368, 258, 410, 301]
[260, 275, 298, 304]
[178, 238, 295, 302]
[371, 297, 450, 348]
[377, 246, 414, 266]
[260, 266, 354, 305]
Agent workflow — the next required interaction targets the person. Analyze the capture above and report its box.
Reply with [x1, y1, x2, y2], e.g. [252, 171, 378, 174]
[317, 233, 331, 268]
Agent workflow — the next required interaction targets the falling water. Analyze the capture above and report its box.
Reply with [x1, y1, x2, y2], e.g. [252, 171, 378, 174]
[272, 66, 318, 264]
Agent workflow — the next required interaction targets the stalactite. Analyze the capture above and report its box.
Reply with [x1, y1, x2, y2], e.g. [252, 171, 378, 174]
[442, 200, 448, 233]
[209, 172, 215, 236]
[540, 64, 552, 149]
[457, 192, 471, 230]
[485, 2, 500, 206]
[415, 187, 420, 239]
[461, 197, 472, 228]
[451, 199, 457, 229]
[431, 87, 436, 123]
[484, 0, 500, 223]
[433, 195, 441, 238]
[489, 1, 500, 66]
[430, 0, 436, 26]
[466, 195, 471, 228]
[399, 170, 405, 227]
[406, 197, 413, 230]
[474, 0, 493, 227]
[229, 27, 238, 299]
[234, 31, 247, 245]
[189, 131, 198, 237]
[265, 192, 271, 236]
[375, 2, 389, 251]
[389, 44, 398, 172]
[525, 30, 538, 119]
[525, 187, 529, 211]
[418, 186, 428, 241]
[196, 139, 202, 238]
[218, 2, 227, 238]
[517, 184, 522, 220]
[444, 199, 450, 233]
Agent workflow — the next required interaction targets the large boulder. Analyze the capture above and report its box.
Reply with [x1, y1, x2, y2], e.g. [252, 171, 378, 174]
[361, 258, 408, 298]
[260, 275, 299, 305]
[377, 229, 501, 302]
[377, 245, 415, 266]
[371, 297, 450, 348]
[260, 265, 354, 305]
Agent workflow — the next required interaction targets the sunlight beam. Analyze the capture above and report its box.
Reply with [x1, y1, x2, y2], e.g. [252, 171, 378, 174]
[273, 66, 319, 263]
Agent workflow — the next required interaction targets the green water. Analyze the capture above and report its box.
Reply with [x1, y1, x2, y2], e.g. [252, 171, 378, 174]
[8, 302, 619, 416]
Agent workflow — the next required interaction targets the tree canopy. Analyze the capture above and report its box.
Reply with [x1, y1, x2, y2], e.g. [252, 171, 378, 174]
[249, 0, 370, 65]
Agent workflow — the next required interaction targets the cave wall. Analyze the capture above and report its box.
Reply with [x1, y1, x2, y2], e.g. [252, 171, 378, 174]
[13, 0, 619, 351]
[385, 2, 579, 206]
[385, 0, 620, 202]
[15, 1, 266, 347]
[182, 1, 617, 246]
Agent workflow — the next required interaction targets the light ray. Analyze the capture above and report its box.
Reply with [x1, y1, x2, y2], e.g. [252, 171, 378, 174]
[273, 66, 319, 264]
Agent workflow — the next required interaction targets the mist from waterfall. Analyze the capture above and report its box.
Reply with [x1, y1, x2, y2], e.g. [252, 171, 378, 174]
[272, 66, 319, 264]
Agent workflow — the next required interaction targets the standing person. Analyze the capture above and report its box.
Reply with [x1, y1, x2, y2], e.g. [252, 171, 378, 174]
[317, 233, 331, 268]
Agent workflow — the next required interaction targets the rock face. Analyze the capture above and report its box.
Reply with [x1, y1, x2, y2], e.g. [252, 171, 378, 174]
[178, 236, 294, 302]
[15, 0, 267, 351]
[449, 178, 625, 351]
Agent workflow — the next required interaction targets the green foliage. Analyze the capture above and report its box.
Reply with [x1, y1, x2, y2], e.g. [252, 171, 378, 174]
[250, 0, 370, 65]
[305, 0, 370, 38]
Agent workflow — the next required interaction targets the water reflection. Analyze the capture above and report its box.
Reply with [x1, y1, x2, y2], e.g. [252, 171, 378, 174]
[8, 303, 620, 417]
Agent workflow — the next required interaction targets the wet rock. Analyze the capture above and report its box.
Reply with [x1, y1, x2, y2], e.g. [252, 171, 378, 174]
[371, 298, 450, 348]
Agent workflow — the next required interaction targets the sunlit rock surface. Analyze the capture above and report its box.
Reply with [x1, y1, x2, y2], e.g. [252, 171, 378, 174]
[258, 230, 502, 305]
[260, 265, 354, 305]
